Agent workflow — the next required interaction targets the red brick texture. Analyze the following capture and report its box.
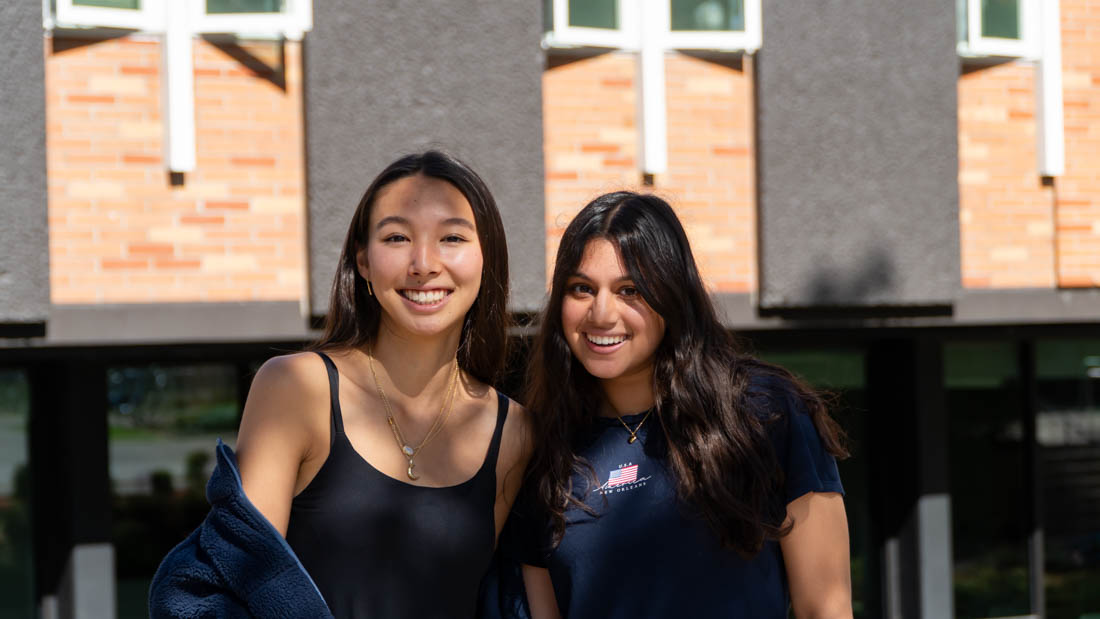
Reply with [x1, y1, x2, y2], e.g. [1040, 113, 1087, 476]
[958, 0, 1100, 289]
[542, 51, 756, 294]
[46, 35, 306, 304]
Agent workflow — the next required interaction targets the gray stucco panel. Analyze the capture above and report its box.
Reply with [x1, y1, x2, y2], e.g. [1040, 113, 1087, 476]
[0, 3, 49, 323]
[305, 0, 546, 315]
[756, 0, 960, 308]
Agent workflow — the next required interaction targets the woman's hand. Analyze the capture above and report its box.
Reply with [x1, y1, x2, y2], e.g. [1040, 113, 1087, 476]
[781, 492, 853, 619]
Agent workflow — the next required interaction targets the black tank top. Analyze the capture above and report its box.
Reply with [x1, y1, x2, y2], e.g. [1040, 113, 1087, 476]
[285, 352, 509, 619]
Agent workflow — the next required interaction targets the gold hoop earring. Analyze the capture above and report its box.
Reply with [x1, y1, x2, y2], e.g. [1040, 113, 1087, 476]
[367, 280, 374, 296]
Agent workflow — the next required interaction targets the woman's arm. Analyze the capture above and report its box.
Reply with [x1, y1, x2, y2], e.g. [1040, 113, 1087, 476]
[493, 400, 533, 538]
[522, 564, 562, 619]
[235, 353, 329, 536]
[780, 491, 852, 619]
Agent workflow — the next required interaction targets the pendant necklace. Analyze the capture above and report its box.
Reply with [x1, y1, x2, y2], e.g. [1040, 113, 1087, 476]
[616, 409, 652, 444]
[367, 345, 459, 480]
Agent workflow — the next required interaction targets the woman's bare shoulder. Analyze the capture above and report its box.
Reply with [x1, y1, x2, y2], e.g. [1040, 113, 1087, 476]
[239, 352, 332, 442]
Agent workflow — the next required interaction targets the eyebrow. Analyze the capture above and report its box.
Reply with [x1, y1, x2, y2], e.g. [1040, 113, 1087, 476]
[374, 215, 475, 230]
[570, 271, 633, 284]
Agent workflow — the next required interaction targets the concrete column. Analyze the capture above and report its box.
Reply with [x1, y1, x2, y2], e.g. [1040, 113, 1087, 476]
[29, 360, 113, 619]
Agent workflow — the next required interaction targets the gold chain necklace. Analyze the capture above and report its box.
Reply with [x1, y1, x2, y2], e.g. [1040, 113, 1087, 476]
[616, 410, 652, 444]
[367, 345, 459, 480]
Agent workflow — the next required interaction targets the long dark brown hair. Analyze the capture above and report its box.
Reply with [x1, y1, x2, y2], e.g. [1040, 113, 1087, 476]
[314, 151, 510, 384]
[524, 191, 847, 556]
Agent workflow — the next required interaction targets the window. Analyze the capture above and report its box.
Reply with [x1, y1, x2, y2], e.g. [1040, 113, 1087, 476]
[192, 0, 312, 39]
[108, 363, 243, 618]
[945, 342, 1031, 618]
[543, 0, 637, 49]
[1036, 339, 1100, 619]
[542, 0, 760, 52]
[51, 0, 312, 39]
[670, 0, 743, 32]
[56, 0, 162, 31]
[206, 0, 282, 13]
[957, 0, 1038, 58]
[667, 0, 759, 51]
[0, 371, 32, 618]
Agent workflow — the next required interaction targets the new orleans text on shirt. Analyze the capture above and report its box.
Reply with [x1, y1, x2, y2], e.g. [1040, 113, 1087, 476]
[597, 462, 653, 495]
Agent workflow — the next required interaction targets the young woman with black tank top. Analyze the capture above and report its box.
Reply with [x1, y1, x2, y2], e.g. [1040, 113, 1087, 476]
[234, 151, 530, 618]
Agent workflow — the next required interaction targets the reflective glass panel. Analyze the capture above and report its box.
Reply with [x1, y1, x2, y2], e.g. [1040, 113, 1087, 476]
[206, 0, 282, 14]
[981, 0, 1021, 39]
[568, 0, 617, 29]
[671, 0, 744, 31]
[109, 364, 242, 619]
[543, 0, 553, 33]
[0, 370, 32, 617]
[74, 0, 140, 8]
[1037, 339, 1100, 619]
[946, 342, 1031, 618]
[757, 348, 870, 619]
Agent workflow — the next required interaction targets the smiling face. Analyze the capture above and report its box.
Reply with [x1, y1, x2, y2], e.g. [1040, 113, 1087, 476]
[356, 174, 484, 342]
[561, 238, 666, 393]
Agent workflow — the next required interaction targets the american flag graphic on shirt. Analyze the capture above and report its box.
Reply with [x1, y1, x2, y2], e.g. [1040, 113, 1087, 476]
[606, 464, 639, 488]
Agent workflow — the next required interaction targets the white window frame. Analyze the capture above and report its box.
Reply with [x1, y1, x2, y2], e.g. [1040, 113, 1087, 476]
[958, 0, 1039, 59]
[544, 0, 639, 50]
[54, 0, 164, 31]
[191, 0, 312, 41]
[50, 0, 312, 40]
[543, 0, 761, 53]
[665, 0, 762, 52]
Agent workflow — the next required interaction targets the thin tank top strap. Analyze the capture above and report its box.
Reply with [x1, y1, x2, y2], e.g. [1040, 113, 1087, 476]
[481, 390, 510, 474]
[314, 351, 346, 441]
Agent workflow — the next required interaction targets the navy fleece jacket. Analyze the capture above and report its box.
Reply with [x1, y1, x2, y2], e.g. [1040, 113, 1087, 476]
[148, 440, 333, 618]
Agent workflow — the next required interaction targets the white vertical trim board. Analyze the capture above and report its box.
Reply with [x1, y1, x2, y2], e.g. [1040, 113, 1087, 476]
[163, 1, 196, 173]
[1036, 0, 1065, 177]
[638, 0, 668, 175]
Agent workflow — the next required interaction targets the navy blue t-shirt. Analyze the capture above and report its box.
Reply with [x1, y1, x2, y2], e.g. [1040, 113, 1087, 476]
[505, 383, 844, 618]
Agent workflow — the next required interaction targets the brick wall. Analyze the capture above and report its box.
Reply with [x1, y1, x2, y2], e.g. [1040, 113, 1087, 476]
[957, 63, 1056, 288]
[958, 0, 1100, 289]
[1056, 0, 1100, 287]
[46, 35, 305, 304]
[542, 51, 755, 293]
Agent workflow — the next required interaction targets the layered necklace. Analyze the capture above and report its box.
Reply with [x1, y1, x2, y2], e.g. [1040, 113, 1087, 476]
[367, 345, 460, 481]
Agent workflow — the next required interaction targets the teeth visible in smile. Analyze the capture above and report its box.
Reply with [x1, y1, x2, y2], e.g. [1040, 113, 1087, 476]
[586, 334, 626, 346]
[402, 289, 448, 305]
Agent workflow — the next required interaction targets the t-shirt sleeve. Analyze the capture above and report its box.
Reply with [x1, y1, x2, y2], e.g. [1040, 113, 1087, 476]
[780, 406, 844, 503]
[761, 385, 845, 505]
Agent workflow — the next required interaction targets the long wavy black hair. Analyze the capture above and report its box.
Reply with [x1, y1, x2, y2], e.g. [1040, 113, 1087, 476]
[524, 191, 847, 556]
[314, 151, 510, 384]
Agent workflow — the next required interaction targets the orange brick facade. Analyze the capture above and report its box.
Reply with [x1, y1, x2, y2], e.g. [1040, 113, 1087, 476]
[542, 51, 756, 294]
[43, 8, 1099, 306]
[45, 35, 306, 304]
[957, 0, 1100, 289]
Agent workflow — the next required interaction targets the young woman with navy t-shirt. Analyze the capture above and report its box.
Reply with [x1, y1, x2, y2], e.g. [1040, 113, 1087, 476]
[507, 192, 851, 618]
